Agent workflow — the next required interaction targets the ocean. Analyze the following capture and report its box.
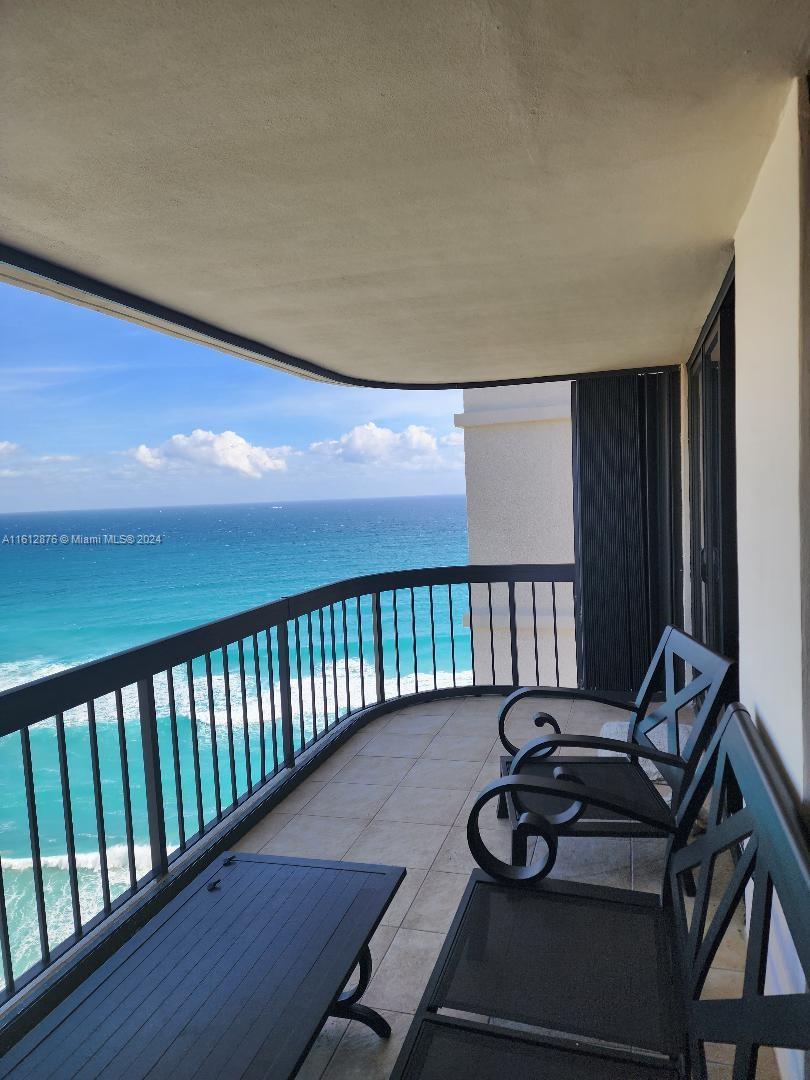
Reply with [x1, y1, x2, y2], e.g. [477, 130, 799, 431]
[0, 495, 468, 987]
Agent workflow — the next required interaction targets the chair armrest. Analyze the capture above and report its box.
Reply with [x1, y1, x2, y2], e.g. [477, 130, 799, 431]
[510, 733, 687, 774]
[467, 774, 675, 885]
[498, 686, 638, 755]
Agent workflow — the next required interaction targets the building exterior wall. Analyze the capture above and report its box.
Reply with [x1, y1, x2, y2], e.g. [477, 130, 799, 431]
[455, 382, 576, 686]
[734, 78, 809, 802]
[734, 76, 809, 1080]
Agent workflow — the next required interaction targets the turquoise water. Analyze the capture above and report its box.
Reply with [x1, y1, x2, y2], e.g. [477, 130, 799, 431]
[0, 495, 468, 985]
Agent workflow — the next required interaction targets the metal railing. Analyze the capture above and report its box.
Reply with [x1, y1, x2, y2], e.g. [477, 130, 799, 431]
[0, 563, 575, 1006]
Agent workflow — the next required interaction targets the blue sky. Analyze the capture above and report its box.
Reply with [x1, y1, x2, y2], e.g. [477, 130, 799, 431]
[0, 283, 464, 511]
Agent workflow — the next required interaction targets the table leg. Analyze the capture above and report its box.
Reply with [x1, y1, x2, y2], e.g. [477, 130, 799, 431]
[331, 943, 391, 1038]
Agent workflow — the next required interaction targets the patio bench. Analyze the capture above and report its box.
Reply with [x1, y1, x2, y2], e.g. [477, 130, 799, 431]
[0, 853, 405, 1080]
[494, 625, 734, 871]
[393, 705, 810, 1078]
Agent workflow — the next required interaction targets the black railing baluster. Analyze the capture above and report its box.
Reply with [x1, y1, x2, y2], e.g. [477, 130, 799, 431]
[392, 590, 401, 696]
[429, 585, 437, 689]
[341, 600, 350, 715]
[307, 613, 317, 740]
[448, 584, 457, 687]
[319, 609, 329, 729]
[410, 587, 418, 693]
[277, 620, 295, 769]
[221, 647, 238, 808]
[329, 604, 339, 720]
[186, 662, 205, 835]
[251, 634, 266, 784]
[0, 861, 14, 996]
[487, 582, 496, 683]
[87, 701, 112, 914]
[468, 581, 476, 686]
[357, 596, 366, 707]
[54, 712, 82, 936]
[507, 580, 519, 686]
[204, 654, 222, 821]
[294, 618, 305, 747]
[20, 725, 49, 965]
[372, 592, 385, 704]
[166, 670, 186, 852]
[53, 718, 82, 932]
[264, 631, 279, 774]
[531, 581, 540, 684]
[552, 581, 561, 686]
[138, 677, 168, 878]
[114, 690, 137, 890]
[237, 640, 252, 793]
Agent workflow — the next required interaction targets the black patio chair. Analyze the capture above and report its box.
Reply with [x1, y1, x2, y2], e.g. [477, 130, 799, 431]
[494, 625, 734, 866]
[394, 705, 810, 1078]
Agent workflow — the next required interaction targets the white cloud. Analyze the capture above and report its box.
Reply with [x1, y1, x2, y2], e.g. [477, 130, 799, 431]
[439, 431, 464, 447]
[311, 422, 463, 470]
[131, 429, 292, 479]
[39, 454, 79, 463]
[0, 441, 19, 455]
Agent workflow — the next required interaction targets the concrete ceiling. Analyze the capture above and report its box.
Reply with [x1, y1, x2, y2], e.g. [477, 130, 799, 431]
[1, 1, 808, 387]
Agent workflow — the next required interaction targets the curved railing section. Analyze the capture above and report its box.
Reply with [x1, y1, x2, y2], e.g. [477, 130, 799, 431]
[0, 563, 575, 1005]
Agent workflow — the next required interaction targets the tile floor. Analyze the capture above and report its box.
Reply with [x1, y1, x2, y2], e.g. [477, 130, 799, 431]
[234, 693, 779, 1080]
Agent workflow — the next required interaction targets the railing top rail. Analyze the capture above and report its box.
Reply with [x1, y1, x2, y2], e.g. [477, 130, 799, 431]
[0, 563, 574, 734]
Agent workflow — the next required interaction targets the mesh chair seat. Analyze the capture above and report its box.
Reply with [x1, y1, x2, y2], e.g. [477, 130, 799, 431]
[499, 754, 671, 825]
[396, 1017, 679, 1080]
[430, 878, 681, 1055]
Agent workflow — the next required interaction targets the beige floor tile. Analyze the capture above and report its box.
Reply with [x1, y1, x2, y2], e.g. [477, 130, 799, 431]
[701, 967, 744, 1000]
[358, 732, 434, 758]
[473, 761, 504, 789]
[439, 711, 501, 738]
[364, 928, 445, 1013]
[332, 755, 417, 786]
[422, 733, 497, 762]
[376, 785, 469, 826]
[706, 903, 747, 972]
[432, 824, 511, 874]
[548, 836, 632, 889]
[399, 758, 481, 791]
[402, 870, 469, 933]
[232, 811, 296, 852]
[296, 1016, 349, 1080]
[369, 923, 398, 967]
[303, 781, 396, 820]
[384, 712, 449, 735]
[380, 868, 428, 927]
[455, 787, 503, 830]
[305, 742, 361, 781]
[277, 777, 328, 813]
[344, 820, 450, 869]
[262, 814, 368, 859]
[322, 1009, 413, 1080]
[631, 837, 669, 893]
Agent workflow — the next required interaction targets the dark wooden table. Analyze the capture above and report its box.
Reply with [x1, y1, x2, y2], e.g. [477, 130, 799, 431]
[2, 852, 405, 1079]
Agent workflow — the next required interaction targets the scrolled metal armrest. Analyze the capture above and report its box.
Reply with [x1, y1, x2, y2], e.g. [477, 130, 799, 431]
[498, 688, 564, 756]
[467, 777, 563, 884]
[510, 733, 687, 777]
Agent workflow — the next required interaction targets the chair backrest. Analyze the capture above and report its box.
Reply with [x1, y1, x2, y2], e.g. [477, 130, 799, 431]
[666, 705, 810, 1078]
[629, 625, 734, 799]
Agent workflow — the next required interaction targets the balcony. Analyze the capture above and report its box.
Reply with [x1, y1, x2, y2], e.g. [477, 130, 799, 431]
[0, 562, 773, 1078]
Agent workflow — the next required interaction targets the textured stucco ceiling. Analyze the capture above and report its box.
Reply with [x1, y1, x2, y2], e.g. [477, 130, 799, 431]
[1, 1, 808, 386]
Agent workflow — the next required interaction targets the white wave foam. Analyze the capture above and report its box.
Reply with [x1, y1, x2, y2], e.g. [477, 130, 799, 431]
[3, 843, 154, 877]
[0, 657, 70, 692]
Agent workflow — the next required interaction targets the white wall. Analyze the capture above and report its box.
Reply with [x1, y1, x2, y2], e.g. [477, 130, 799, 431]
[734, 77, 809, 1080]
[455, 383, 576, 685]
[734, 78, 809, 801]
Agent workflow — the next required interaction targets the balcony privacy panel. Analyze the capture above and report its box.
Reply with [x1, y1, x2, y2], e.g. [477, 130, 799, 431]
[573, 370, 681, 691]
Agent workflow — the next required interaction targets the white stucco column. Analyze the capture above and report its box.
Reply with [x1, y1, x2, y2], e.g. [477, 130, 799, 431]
[455, 382, 576, 686]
